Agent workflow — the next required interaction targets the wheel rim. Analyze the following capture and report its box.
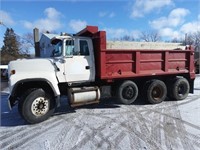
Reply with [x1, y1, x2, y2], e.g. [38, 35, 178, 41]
[151, 86, 163, 101]
[31, 97, 49, 116]
[122, 86, 135, 100]
[178, 83, 187, 96]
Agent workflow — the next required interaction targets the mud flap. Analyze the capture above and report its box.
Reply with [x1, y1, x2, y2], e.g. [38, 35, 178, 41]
[55, 95, 61, 107]
[189, 79, 194, 94]
[8, 95, 15, 110]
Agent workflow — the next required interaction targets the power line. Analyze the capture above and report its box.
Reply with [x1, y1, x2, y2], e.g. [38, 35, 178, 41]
[0, 21, 7, 28]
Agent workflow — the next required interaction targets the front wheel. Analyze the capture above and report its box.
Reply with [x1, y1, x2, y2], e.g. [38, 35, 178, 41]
[19, 89, 55, 124]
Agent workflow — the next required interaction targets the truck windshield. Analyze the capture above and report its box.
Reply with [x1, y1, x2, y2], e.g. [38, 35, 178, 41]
[65, 40, 74, 56]
[53, 41, 62, 57]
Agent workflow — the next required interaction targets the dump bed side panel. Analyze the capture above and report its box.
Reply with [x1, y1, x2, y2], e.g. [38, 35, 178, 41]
[76, 26, 195, 81]
[99, 49, 194, 80]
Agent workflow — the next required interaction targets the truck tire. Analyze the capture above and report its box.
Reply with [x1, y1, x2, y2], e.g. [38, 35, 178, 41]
[18, 88, 55, 124]
[18, 88, 36, 116]
[168, 78, 190, 100]
[144, 80, 167, 104]
[117, 80, 138, 105]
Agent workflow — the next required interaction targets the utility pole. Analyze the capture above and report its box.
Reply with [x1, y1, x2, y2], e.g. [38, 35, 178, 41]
[185, 33, 187, 45]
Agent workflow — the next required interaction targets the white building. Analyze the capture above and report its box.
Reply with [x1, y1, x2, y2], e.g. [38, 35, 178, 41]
[39, 33, 58, 58]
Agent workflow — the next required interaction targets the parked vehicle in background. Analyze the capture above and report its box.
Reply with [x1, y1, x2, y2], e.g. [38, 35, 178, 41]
[195, 58, 200, 74]
[0, 65, 8, 80]
[8, 26, 195, 124]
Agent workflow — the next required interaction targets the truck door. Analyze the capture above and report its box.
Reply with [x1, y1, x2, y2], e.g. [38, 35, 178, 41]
[64, 38, 95, 83]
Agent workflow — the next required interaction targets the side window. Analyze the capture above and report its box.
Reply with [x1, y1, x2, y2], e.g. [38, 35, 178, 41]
[80, 40, 90, 56]
[65, 40, 74, 56]
[53, 41, 62, 57]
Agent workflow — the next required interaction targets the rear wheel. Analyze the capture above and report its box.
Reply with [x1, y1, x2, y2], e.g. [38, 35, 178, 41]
[18, 88, 55, 124]
[168, 78, 190, 100]
[144, 80, 167, 104]
[117, 80, 138, 105]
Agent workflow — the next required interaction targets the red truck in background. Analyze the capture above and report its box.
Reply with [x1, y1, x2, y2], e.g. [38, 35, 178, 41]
[8, 26, 195, 123]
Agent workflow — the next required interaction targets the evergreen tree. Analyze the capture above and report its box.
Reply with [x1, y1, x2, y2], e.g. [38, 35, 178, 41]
[1, 28, 21, 64]
[1, 28, 20, 56]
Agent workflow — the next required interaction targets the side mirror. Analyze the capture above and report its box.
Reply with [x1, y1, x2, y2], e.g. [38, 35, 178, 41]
[59, 58, 66, 63]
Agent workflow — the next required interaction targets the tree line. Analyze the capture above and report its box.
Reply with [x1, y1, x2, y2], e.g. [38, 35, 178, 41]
[113, 30, 200, 46]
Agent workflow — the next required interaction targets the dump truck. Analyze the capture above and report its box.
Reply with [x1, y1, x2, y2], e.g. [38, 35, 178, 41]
[8, 26, 195, 124]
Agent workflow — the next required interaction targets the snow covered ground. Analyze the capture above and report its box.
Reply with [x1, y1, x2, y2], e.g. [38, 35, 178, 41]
[0, 76, 200, 150]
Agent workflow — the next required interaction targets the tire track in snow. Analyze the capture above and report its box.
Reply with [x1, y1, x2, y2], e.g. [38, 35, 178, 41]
[150, 109, 162, 148]
[70, 124, 108, 149]
[117, 111, 142, 150]
[69, 114, 114, 150]
[0, 126, 27, 140]
[48, 115, 87, 150]
[12, 114, 79, 150]
[142, 101, 200, 149]
[89, 106, 164, 150]
[168, 102, 194, 150]
[140, 102, 200, 131]
[1, 117, 63, 150]
[143, 108, 200, 147]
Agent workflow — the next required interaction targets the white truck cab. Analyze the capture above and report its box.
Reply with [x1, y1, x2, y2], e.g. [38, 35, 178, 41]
[8, 35, 100, 124]
[51, 35, 96, 84]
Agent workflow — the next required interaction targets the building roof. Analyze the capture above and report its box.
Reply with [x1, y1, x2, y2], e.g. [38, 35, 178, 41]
[40, 33, 59, 41]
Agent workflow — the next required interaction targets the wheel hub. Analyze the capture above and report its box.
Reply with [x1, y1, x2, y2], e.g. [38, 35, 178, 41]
[31, 97, 49, 116]
[152, 87, 162, 100]
[122, 86, 134, 99]
[178, 84, 186, 95]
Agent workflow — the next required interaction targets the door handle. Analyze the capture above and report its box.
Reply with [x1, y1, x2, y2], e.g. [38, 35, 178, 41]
[85, 66, 90, 70]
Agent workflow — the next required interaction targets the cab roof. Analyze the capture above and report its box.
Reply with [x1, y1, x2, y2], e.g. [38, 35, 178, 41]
[51, 35, 72, 44]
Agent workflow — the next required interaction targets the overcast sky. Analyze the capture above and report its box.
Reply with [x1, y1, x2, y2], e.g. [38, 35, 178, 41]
[0, 0, 200, 46]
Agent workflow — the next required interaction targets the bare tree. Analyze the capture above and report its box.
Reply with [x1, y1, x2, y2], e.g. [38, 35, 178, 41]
[170, 37, 186, 44]
[21, 33, 34, 47]
[120, 35, 135, 41]
[191, 31, 200, 74]
[140, 31, 161, 42]
[171, 38, 180, 43]
[111, 35, 135, 41]
[20, 33, 34, 55]
[192, 31, 200, 45]
[184, 31, 200, 72]
[183, 31, 200, 46]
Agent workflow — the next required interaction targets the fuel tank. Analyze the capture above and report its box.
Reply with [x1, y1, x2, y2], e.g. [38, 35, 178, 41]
[68, 86, 100, 107]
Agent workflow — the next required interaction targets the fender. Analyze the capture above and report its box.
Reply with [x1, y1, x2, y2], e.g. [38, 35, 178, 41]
[8, 78, 61, 108]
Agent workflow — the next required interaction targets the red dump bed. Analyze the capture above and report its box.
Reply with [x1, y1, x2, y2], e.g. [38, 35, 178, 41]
[77, 26, 195, 81]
